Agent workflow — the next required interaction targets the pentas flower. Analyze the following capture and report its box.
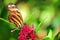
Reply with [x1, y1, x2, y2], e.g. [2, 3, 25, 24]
[18, 24, 37, 40]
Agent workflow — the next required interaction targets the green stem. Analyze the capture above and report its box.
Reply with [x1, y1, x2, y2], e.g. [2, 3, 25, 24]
[35, 23, 41, 32]
[0, 18, 11, 24]
[0, 18, 17, 29]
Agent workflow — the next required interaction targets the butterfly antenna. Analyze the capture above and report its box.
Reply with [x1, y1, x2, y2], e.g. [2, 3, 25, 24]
[11, 27, 19, 32]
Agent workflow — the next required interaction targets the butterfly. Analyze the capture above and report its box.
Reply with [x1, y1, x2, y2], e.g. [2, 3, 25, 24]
[8, 3, 23, 32]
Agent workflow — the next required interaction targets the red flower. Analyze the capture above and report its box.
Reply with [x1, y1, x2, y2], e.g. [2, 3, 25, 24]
[29, 32, 37, 40]
[18, 35, 26, 40]
[18, 24, 37, 40]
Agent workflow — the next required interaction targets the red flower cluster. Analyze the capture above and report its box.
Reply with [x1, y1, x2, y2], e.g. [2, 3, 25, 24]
[18, 24, 37, 40]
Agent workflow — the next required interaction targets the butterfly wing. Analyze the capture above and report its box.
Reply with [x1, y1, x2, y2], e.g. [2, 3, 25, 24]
[8, 9, 23, 27]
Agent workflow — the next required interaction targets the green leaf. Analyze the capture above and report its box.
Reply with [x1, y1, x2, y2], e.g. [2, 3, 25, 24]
[0, 0, 4, 16]
[0, 18, 19, 40]
[4, 0, 17, 5]
[54, 32, 60, 40]
[43, 29, 53, 40]
[0, 6, 8, 20]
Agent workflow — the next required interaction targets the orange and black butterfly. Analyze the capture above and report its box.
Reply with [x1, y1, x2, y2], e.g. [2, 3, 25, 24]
[8, 3, 23, 32]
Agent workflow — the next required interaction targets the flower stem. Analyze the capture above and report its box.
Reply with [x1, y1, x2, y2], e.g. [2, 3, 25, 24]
[0, 18, 11, 24]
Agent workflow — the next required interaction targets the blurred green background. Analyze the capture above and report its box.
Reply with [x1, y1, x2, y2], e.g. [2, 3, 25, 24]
[0, 0, 60, 40]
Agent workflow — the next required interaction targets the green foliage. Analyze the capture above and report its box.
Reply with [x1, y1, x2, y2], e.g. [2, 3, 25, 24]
[0, 0, 4, 16]
[0, 0, 60, 40]
[54, 32, 60, 40]
[43, 37, 52, 40]
[4, 0, 17, 5]
[0, 0, 19, 40]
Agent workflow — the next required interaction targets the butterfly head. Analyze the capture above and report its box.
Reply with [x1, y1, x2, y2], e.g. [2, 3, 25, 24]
[8, 3, 16, 10]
